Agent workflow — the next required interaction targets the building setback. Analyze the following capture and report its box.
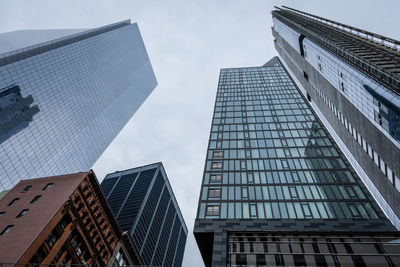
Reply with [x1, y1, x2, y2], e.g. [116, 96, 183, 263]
[193, 57, 400, 266]
[271, 6, 400, 228]
[100, 162, 188, 267]
[0, 20, 157, 190]
[0, 171, 140, 266]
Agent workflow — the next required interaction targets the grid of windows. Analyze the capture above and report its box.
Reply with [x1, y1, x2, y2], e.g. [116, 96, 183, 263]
[100, 164, 187, 267]
[0, 21, 157, 191]
[303, 66, 400, 193]
[272, 11, 400, 228]
[228, 232, 400, 266]
[197, 63, 383, 221]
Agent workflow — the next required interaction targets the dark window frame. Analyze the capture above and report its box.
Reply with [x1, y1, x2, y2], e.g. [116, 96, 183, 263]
[208, 188, 221, 198]
[16, 209, 29, 218]
[43, 183, 53, 190]
[30, 195, 42, 203]
[8, 198, 19, 206]
[206, 205, 220, 216]
[22, 185, 32, 193]
[1, 225, 13, 235]
[210, 174, 222, 183]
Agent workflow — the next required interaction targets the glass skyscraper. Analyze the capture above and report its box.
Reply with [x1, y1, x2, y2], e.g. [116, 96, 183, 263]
[100, 163, 187, 267]
[272, 6, 400, 229]
[0, 20, 157, 190]
[193, 58, 400, 266]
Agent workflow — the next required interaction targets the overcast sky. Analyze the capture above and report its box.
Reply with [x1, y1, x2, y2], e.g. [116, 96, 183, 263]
[1, 0, 400, 266]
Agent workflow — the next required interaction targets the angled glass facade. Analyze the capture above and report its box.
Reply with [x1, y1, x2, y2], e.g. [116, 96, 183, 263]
[100, 163, 188, 267]
[193, 58, 399, 266]
[272, 6, 400, 228]
[0, 20, 157, 190]
[198, 61, 380, 221]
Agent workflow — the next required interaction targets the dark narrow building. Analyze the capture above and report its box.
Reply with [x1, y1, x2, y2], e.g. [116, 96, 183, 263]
[193, 58, 400, 266]
[272, 6, 400, 228]
[100, 162, 188, 267]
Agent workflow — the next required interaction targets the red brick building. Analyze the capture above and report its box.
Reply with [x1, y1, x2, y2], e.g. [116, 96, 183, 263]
[0, 171, 127, 265]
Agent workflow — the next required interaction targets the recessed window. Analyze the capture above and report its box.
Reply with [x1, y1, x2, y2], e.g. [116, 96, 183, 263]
[117, 249, 125, 266]
[8, 198, 19, 206]
[43, 183, 53, 190]
[0, 212, 5, 217]
[206, 205, 220, 216]
[303, 71, 309, 82]
[46, 231, 57, 247]
[1, 225, 13, 235]
[16, 209, 29, 218]
[22, 185, 32, 193]
[30, 195, 41, 203]
[208, 188, 221, 198]
[210, 174, 222, 183]
[213, 151, 224, 158]
[211, 162, 223, 169]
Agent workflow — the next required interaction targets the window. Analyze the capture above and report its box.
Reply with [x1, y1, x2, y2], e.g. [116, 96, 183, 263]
[303, 71, 309, 82]
[374, 111, 384, 126]
[1, 225, 13, 235]
[30, 247, 46, 263]
[340, 81, 345, 91]
[250, 203, 257, 218]
[294, 254, 306, 266]
[117, 249, 125, 266]
[16, 209, 28, 218]
[211, 162, 223, 169]
[206, 205, 220, 216]
[210, 174, 222, 183]
[213, 151, 224, 158]
[208, 188, 221, 198]
[395, 175, 400, 192]
[30, 195, 41, 203]
[76, 247, 82, 256]
[71, 237, 78, 248]
[54, 248, 64, 261]
[46, 231, 57, 247]
[22, 185, 32, 193]
[43, 183, 53, 190]
[8, 198, 19, 206]
[0, 212, 5, 217]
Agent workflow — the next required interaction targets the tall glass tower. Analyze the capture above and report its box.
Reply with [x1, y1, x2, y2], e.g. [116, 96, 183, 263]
[272, 6, 400, 228]
[193, 58, 400, 266]
[0, 20, 157, 190]
[100, 163, 188, 267]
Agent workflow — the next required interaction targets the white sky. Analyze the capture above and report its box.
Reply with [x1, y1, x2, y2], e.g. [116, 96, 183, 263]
[1, 0, 399, 266]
